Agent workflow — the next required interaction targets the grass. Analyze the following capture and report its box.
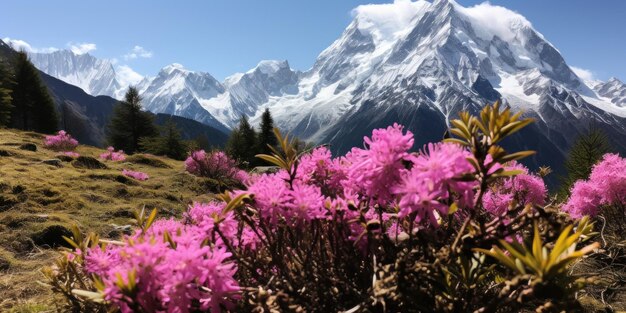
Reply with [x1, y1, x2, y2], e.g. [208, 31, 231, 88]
[0, 128, 221, 310]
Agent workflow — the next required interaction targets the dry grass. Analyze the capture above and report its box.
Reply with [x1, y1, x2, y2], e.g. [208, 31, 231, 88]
[0, 128, 221, 311]
[574, 205, 626, 312]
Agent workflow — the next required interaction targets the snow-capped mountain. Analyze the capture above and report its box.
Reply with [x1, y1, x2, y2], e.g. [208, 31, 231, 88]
[256, 0, 625, 181]
[594, 78, 626, 108]
[25, 0, 626, 182]
[138, 63, 228, 131]
[138, 60, 300, 131]
[30, 50, 123, 98]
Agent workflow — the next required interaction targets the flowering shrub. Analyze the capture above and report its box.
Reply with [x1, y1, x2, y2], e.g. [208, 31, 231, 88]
[46, 103, 608, 313]
[185, 150, 248, 183]
[483, 161, 547, 216]
[563, 153, 626, 218]
[121, 169, 149, 181]
[99, 146, 126, 161]
[43, 130, 79, 151]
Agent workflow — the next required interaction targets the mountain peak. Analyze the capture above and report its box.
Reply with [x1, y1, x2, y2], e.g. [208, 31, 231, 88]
[351, 0, 429, 45]
[162, 63, 187, 74]
[607, 77, 624, 85]
[253, 60, 290, 75]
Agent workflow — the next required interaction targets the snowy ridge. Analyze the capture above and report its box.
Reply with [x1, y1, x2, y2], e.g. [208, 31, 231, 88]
[26, 0, 626, 166]
[31, 50, 122, 98]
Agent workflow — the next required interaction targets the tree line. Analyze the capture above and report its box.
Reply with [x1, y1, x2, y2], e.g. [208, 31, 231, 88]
[0, 51, 58, 133]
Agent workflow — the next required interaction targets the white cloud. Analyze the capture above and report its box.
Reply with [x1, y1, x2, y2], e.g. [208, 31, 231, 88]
[116, 64, 144, 86]
[454, 2, 533, 42]
[351, 0, 429, 43]
[571, 66, 595, 82]
[2, 37, 58, 53]
[68, 42, 97, 55]
[124, 45, 153, 60]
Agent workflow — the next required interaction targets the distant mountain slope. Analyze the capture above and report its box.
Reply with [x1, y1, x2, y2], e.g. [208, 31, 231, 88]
[0, 39, 228, 148]
[31, 50, 122, 98]
[153, 113, 229, 148]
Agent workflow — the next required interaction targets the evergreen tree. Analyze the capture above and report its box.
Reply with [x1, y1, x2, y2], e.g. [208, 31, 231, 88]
[257, 108, 277, 156]
[0, 61, 13, 127]
[140, 120, 188, 160]
[107, 87, 158, 154]
[9, 51, 58, 133]
[193, 133, 211, 151]
[558, 127, 612, 198]
[226, 115, 257, 167]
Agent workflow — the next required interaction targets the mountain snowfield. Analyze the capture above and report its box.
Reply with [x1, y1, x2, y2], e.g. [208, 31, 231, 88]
[27, 0, 626, 178]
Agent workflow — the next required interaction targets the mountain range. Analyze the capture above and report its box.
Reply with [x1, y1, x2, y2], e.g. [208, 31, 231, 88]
[0, 40, 228, 148]
[11, 0, 626, 184]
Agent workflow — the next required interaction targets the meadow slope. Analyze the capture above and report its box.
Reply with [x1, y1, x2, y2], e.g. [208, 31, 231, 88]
[0, 129, 224, 311]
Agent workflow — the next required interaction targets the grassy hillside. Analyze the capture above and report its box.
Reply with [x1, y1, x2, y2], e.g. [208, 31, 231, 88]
[0, 128, 228, 311]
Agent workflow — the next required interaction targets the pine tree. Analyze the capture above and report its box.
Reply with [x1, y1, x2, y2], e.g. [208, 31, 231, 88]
[193, 133, 211, 151]
[0, 61, 13, 127]
[558, 127, 612, 198]
[226, 115, 257, 167]
[140, 120, 188, 160]
[107, 87, 158, 154]
[9, 51, 58, 133]
[257, 108, 277, 156]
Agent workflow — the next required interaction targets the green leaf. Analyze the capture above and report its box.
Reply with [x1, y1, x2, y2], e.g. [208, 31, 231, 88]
[500, 150, 536, 163]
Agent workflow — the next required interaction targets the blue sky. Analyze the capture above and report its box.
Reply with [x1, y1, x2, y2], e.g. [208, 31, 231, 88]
[1, 0, 624, 82]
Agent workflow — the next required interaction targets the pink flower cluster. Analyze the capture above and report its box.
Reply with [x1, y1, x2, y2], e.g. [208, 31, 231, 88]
[392, 142, 477, 224]
[43, 130, 79, 152]
[82, 203, 241, 312]
[185, 150, 248, 182]
[100, 146, 126, 161]
[78, 124, 567, 311]
[563, 153, 626, 218]
[121, 169, 149, 181]
[62, 151, 80, 158]
[244, 124, 476, 231]
[482, 161, 547, 216]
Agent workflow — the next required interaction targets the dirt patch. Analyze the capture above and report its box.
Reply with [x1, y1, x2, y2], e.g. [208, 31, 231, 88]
[72, 156, 108, 169]
[87, 173, 137, 185]
[30, 224, 73, 248]
[18, 143, 37, 152]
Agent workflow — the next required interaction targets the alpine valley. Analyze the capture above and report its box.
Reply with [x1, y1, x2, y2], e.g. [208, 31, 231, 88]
[16, 0, 626, 184]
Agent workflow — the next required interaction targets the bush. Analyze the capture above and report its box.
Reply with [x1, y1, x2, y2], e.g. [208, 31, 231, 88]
[562, 153, 626, 218]
[185, 150, 247, 183]
[43, 130, 78, 152]
[99, 146, 126, 162]
[121, 169, 149, 181]
[45, 103, 618, 313]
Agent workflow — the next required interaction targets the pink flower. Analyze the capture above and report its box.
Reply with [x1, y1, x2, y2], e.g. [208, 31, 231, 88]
[185, 150, 246, 183]
[392, 142, 477, 225]
[563, 153, 626, 218]
[100, 146, 126, 161]
[295, 146, 346, 197]
[246, 173, 291, 223]
[43, 130, 79, 151]
[62, 151, 80, 158]
[284, 181, 327, 222]
[122, 169, 149, 181]
[342, 124, 414, 205]
[482, 161, 547, 216]
[587, 153, 626, 205]
[84, 217, 240, 313]
[563, 180, 602, 219]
